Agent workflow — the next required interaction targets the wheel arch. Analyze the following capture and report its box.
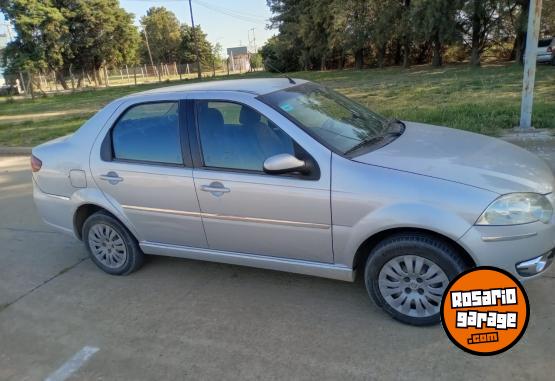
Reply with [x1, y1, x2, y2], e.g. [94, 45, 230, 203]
[73, 202, 138, 242]
[352, 227, 476, 272]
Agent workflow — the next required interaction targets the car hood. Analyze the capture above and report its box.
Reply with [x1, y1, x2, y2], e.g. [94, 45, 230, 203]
[353, 122, 554, 195]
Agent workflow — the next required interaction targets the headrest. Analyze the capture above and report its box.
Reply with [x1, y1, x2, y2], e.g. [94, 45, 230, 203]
[201, 108, 224, 127]
[239, 106, 261, 126]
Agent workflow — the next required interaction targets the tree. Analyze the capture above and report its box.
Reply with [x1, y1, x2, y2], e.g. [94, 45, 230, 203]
[260, 35, 302, 72]
[1, 0, 67, 93]
[330, 0, 373, 69]
[249, 52, 262, 71]
[1, 0, 139, 90]
[458, 0, 505, 66]
[55, 0, 139, 88]
[140, 7, 182, 65]
[412, 0, 463, 66]
[179, 24, 213, 72]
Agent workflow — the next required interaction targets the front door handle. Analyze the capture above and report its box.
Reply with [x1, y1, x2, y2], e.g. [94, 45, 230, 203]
[201, 182, 230, 195]
[99, 171, 124, 185]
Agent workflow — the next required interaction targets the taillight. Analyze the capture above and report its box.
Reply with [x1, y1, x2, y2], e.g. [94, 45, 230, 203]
[31, 155, 42, 172]
[548, 46, 553, 53]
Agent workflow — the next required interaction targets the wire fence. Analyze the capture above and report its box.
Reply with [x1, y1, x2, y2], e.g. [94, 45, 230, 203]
[1, 61, 257, 98]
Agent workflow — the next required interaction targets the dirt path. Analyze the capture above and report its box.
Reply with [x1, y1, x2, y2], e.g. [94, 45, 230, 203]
[0, 109, 93, 123]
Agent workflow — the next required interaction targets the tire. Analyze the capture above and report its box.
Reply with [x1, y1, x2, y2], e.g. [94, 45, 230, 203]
[82, 211, 144, 275]
[364, 233, 468, 326]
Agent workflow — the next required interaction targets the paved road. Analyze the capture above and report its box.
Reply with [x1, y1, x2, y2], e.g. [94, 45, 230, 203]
[1, 155, 554, 381]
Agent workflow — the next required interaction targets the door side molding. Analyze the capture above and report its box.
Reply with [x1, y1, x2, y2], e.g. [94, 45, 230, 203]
[140, 241, 353, 282]
[122, 205, 330, 229]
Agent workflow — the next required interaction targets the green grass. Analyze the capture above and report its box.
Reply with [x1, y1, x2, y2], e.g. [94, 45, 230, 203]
[0, 63, 554, 146]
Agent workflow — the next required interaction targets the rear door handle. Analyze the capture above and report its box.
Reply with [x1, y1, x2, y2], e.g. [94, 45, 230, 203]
[99, 171, 124, 185]
[201, 182, 230, 195]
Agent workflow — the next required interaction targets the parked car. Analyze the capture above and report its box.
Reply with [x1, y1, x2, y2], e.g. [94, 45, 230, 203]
[537, 37, 555, 64]
[32, 79, 555, 325]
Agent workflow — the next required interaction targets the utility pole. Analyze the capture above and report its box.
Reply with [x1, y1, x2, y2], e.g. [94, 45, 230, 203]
[249, 28, 257, 52]
[143, 29, 155, 67]
[519, 0, 543, 130]
[189, 0, 202, 79]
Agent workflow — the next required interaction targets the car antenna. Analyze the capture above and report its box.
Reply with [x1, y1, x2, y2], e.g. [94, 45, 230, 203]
[264, 60, 296, 85]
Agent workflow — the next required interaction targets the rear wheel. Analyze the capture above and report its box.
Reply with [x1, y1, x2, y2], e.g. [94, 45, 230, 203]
[364, 233, 468, 326]
[83, 211, 144, 275]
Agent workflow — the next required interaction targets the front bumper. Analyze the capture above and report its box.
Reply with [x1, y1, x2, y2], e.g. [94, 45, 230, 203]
[458, 205, 555, 281]
[516, 250, 554, 277]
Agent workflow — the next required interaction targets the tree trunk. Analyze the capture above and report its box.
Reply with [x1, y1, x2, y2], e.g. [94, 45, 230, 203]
[402, 40, 411, 68]
[55, 70, 69, 90]
[511, 0, 530, 64]
[377, 44, 387, 68]
[470, 0, 482, 66]
[431, 38, 443, 67]
[337, 49, 344, 70]
[470, 46, 481, 66]
[511, 32, 526, 64]
[354, 48, 364, 70]
[95, 68, 103, 86]
[320, 56, 326, 71]
[27, 72, 35, 99]
[103, 66, 109, 87]
[393, 39, 402, 66]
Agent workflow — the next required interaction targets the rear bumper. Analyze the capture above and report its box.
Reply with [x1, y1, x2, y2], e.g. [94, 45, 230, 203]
[458, 217, 555, 281]
[33, 178, 77, 239]
[537, 54, 554, 63]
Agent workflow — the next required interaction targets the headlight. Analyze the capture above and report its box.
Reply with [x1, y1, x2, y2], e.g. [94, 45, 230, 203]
[476, 193, 553, 226]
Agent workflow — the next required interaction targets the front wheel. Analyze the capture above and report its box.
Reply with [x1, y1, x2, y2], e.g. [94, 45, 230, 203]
[364, 233, 468, 326]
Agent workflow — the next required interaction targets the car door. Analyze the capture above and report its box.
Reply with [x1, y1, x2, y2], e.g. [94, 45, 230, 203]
[90, 99, 207, 248]
[187, 93, 333, 263]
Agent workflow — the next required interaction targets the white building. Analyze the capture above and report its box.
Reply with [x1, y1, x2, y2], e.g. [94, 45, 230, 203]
[227, 46, 251, 73]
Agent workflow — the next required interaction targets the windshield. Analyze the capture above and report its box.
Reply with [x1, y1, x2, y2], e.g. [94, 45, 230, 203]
[259, 83, 393, 155]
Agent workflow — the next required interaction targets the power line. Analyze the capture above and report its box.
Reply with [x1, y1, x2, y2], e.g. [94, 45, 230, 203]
[126, 0, 267, 23]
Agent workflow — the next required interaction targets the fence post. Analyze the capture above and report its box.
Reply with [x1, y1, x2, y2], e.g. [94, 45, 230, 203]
[133, 66, 137, 85]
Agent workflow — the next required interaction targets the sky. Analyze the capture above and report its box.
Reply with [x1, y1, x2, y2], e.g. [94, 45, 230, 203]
[120, 0, 276, 54]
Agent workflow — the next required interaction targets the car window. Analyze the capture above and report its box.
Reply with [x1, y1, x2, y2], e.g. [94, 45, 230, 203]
[259, 83, 390, 155]
[196, 101, 295, 171]
[538, 39, 553, 47]
[112, 102, 182, 165]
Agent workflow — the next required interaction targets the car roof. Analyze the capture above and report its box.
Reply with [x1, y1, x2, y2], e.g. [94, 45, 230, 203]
[129, 77, 307, 98]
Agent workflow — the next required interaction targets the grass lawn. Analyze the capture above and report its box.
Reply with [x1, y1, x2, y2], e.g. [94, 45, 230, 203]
[0, 63, 554, 147]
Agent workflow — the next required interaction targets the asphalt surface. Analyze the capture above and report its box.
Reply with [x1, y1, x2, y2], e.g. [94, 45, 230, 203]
[1, 154, 554, 381]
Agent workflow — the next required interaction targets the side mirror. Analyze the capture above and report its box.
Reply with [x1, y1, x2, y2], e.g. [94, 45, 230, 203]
[263, 154, 307, 175]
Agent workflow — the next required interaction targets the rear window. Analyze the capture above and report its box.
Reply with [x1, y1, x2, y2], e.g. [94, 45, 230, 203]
[112, 102, 182, 165]
[538, 39, 553, 47]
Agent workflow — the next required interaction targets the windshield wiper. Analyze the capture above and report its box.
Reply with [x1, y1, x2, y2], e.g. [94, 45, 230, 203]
[344, 128, 404, 156]
[344, 136, 384, 156]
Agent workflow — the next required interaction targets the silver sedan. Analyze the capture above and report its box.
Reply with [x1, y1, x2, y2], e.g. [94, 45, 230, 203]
[32, 78, 555, 325]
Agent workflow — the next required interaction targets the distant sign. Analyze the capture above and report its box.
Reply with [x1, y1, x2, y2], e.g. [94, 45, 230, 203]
[227, 46, 248, 56]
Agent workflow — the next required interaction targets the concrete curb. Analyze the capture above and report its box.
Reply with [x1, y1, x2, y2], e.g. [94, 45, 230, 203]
[0, 146, 32, 156]
[500, 129, 555, 173]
